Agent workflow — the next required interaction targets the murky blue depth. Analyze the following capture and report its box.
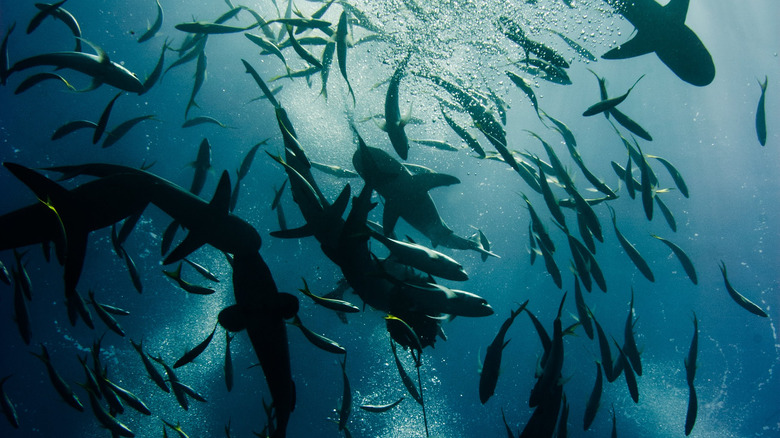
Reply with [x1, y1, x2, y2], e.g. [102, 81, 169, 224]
[0, 1, 778, 437]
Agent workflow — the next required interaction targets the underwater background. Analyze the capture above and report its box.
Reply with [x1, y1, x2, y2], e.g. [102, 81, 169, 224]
[0, 0, 778, 437]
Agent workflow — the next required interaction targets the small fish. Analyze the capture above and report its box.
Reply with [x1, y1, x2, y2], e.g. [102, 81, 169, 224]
[188, 137, 211, 196]
[358, 396, 404, 413]
[174, 323, 218, 368]
[583, 363, 602, 430]
[32, 3, 81, 51]
[175, 21, 258, 34]
[552, 30, 596, 61]
[288, 315, 346, 355]
[182, 116, 230, 129]
[119, 246, 143, 293]
[52, 120, 97, 140]
[85, 389, 134, 437]
[14, 71, 76, 94]
[163, 263, 216, 295]
[12, 269, 32, 344]
[583, 75, 644, 116]
[684, 313, 698, 435]
[298, 278, 360, 313]
[719, 262, 768, 317]
[137, 0, 163, 43]
[389, 340, 422, 405]
[440, 106, 486, 158]
[648, 155, 688, 198]
[31, 344, 84, 412]
[338, 357, 352, 431]
[162, 419, 191, 438]
[93, 92, 122, 144]
[101, 377, 152, 415]
[573, 276, 594, 339]
[654, 195, 677, 232]
[130, 340, 169, 393]
[591, 313, 615, 382]
[310, 161, 359, 178]
[651, 235, 697, 284]
[285, 25, 323, 69]
[140, 39, 169, 93]
[479, 300, 529, 404]
[336, 11, 356, 105]
[224, 331, 234, 392]
[0, 376, 19, 429]
[151, 356, 188, 410]
[244, 33, 291, 76]
[27, 0, 67, 34]
[411, 138, 460, 152]
[88, 290, 125, 336]
[612, 341, 639, 403]
[183, 258, 219, 282]
[608, 206, 654, 282]
[103, 115, 156, 148]
[756, 76, 768, 146]
[506, 71, 540, 119]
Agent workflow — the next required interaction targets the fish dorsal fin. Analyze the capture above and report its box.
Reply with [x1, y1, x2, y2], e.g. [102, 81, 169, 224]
[410, 172, 460, 193]
[382, 200, 401, 236]
[665, 0, 690, 24]
[601, 30, 655, 60]
[218, 305, 246, 332]
[209, 170, 232, 213]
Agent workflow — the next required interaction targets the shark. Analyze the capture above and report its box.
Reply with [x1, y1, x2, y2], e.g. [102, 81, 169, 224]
[602, 0, 715, 86]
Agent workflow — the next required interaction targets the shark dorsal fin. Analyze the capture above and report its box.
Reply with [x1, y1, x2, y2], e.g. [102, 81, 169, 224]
[209, 171, 232, 214]
[327, 184, 351, 218]
[164, 233, 206, 265]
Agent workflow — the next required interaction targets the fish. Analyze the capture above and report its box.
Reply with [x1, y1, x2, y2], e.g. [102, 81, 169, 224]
[591, 313, 615, 382]
[140, 39, 169, 93]
[479, 300, 529, 404]
[188, 138, 212, 196]
[164, 36, 207, 76]
[100, 377, 152, 415]
[528, 293, 566, 408]
[12, 267, 32, 344]
[648, 155, 689, 198]
[601, 0, 715, 86]
[151, 355, 189, 410]
[163, 263, 216, 295]
[182, 115, 230, 129]
[613, 340, 639, 403]
[93, 92, 122, 144]
[88, 290, 125, 336]
[583, 75, 644, 116]
[30, 344, 84, 412]
[102, 114, 156, 148]
[685, 380, 698, 436]
[8, 39, 144, 93]
[537, 165, 566, 228]
[130, 339, 170, 393]
[175, 21, 258, 34]
[224, 331, 234, 392]
[184, 49, 207, 119]
[440, 106, 486, 158]
[411, 138, 460, 152]
[33, 2, 82, 51]
[14, 71, 76, 94]
[358, 397, 405, 413]
[506, 71, 541, 119]
[389, 339, 423, 405]
[289, 315, 347, 354]
[244, 33, 292, 77]
[137, 0, 163, 43]
[298, 278, 360, 313]
[536, 233, 562, 289]
[310, 161, 359, 178]
[756, 76, 768, 145]
[684, 313, 698, 435]
[285, 25, 323, 69]
[26, 0, 68, 34]
[651, 235, 697, 284]
[382, 53, 413, 159]
[84, 388, 134, 437]
[718, 261, 768, 317]
[0, 376, 19, 429]
[338, 357, 352, 430]
[162, 420, 190, 438]
[499, 17, 569, 68]
[0, 22, 15, 86]
[371, 232, 469, 281]
[0, 260, 9, 285]
[336, 11, 356, 104]
[583, 362, 603, 430]
[552, 30, 597, 61]
[183, 258, 219, 282]
[573, 275, 594, 339]
[608, 205, 654, 282]
[242, 58, 280, 108]
[174, 323, 218, 368]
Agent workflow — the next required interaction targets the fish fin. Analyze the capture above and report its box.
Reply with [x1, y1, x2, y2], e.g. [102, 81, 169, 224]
[602, 30, 655, 60]
[382, 201, 401, 236]
[271, 224, 313, 238]
[209, 171, 232, 213]
[401, 103, 413, 127]
[410, 172, 461, 192]
[327, 183, 352, 218]
[218, 305, 247, 332]
[78, 37, 110, 64]
[502, 339, 511, 350]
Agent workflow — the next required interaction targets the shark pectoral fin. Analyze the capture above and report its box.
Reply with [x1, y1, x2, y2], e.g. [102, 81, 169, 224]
[270, 224, 313, 238]
[218, 305, 247, 332]
[382, 201, 401, 236]
[411, 172, 461, 192]
[601, 31, 655, 60]
[275, 293, 300, 319]
[164, 232, 206, 265]
[83, 77, 104, 92]
[209, 171, 232, 213]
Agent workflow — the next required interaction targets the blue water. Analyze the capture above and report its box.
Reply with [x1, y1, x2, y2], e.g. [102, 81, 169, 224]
[0, 0, 778, 437]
